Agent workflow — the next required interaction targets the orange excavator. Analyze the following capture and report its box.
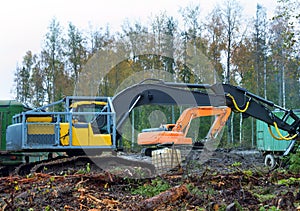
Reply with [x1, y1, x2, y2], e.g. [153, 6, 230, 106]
[137, 106, 231, 156]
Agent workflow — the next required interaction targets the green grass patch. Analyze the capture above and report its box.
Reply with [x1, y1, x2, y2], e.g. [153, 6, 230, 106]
[131, 178, 170, 197]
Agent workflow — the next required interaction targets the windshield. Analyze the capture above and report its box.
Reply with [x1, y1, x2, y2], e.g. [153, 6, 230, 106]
[74, 104, 106, 122]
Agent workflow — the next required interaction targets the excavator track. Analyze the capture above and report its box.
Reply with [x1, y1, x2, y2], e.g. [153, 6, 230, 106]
[14, 154, 156, 178]
[14, 156, 68, 176]
[0, 166, 14, 177]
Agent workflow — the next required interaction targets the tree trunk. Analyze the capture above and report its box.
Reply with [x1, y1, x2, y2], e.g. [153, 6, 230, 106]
[239, 113, 243, 144]
[139, 184, 188, 210]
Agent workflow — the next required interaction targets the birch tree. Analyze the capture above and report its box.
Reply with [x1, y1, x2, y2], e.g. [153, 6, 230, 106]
[205, 7, 226, 83]
[14, 51, 36, 104]
[30, 56, 45, 107]
[65, 22, 87, 84]
[43, 17, 64, 103]
[221, 0, 242, 84]
[220, 0, 243, 143]
[254, 4, 268, 98]
[270, 0, 300, 108]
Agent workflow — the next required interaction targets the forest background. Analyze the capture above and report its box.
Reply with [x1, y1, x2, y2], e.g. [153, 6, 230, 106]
[13, 0, 300, 148]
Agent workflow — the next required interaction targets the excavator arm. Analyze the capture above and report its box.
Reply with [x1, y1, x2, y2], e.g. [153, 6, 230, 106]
[212, 83, 300, 139]
[171, 106, 231, 139]
[112, 80, 300, 142]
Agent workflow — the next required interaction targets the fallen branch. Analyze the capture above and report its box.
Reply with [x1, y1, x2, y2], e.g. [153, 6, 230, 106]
[87, 194, 119, 206]
[139, 184, 189, 210]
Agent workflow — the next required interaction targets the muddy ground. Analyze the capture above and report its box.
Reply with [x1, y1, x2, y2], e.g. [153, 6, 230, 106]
[0, 149, 299, 210]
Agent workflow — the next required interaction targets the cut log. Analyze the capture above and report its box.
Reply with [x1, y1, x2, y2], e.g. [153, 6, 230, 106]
[139, 184, 189, 210]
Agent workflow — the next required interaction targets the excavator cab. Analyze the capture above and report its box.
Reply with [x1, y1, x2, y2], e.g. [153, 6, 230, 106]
[70, 101, 107, 123]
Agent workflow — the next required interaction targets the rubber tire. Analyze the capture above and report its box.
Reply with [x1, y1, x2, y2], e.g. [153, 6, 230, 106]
[264, 154, 277, 169]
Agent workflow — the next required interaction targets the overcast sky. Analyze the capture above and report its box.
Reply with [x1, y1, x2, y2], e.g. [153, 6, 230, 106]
[0, 0, 277, 100]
